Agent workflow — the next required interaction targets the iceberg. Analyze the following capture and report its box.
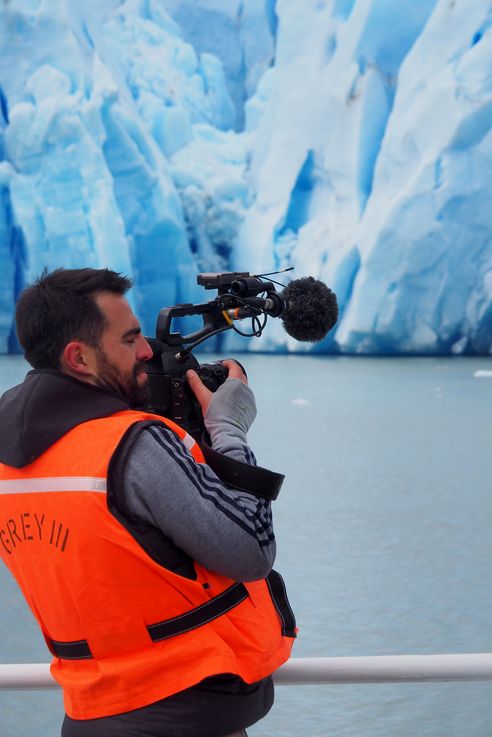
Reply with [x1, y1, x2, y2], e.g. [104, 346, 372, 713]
[0, 0, 491, 354]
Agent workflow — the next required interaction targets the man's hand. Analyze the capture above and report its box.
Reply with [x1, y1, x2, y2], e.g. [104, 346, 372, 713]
[186, 360, 248, 417]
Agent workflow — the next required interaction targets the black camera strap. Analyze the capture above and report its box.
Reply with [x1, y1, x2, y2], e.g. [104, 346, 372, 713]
[200, 434, 284, 501]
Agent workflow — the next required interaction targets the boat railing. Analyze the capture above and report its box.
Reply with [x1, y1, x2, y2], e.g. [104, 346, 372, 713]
[1, 654, 492, 690]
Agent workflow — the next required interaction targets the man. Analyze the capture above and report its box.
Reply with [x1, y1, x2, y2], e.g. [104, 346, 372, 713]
[0, 268, 296, 737]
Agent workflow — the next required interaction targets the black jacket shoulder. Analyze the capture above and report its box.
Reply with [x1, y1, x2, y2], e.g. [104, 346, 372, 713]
[0, 370, 129, 468]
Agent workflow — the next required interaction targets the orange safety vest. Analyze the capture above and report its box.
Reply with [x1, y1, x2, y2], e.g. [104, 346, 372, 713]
[0, 410, 295, 719]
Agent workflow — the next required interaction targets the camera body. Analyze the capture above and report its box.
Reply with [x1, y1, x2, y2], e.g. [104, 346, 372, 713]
[143, 348, 229, 438]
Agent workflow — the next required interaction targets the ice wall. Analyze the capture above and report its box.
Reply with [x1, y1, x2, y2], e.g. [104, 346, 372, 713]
[1, 0, 492, 355]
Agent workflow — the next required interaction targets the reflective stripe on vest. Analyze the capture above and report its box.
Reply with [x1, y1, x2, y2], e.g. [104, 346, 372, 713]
[0, 477, 107, 494]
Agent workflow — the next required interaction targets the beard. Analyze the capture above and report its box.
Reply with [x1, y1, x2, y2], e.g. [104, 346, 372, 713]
[94, 349, 149, 407]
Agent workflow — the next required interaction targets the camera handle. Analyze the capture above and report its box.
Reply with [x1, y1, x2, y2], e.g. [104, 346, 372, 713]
[155, 302, 231, 347]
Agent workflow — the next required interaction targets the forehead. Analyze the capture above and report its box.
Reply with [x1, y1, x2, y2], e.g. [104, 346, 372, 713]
[94, 292, 139, 333]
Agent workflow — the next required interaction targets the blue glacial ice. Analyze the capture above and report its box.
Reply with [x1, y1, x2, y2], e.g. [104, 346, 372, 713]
[1, 0, 492, 355]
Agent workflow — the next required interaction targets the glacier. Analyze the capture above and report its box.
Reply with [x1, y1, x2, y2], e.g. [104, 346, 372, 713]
[1, 0, 492, 355]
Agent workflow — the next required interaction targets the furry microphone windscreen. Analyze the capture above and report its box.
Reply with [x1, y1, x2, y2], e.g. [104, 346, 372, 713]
[281, 277, 339, 342]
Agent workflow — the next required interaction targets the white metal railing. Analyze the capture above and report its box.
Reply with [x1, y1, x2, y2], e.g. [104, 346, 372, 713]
[1, 654, 492, 690]
[274, 654, 492, 684]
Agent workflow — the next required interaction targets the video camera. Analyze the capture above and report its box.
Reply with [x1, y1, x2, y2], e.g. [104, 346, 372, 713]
[143, 269, 339, 439]
[142, 269, 338, 499]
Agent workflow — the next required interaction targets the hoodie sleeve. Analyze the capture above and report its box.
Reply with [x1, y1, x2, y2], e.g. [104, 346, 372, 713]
[112, 379, 276, 581]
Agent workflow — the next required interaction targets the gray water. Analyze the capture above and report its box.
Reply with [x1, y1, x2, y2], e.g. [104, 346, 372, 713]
[1, 354, 491, 737]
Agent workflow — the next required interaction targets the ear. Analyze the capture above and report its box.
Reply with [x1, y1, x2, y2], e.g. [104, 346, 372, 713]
[61, 341, 97, 378]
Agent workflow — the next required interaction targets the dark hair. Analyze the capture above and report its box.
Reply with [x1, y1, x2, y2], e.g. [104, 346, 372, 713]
[16, 268, 133, 369]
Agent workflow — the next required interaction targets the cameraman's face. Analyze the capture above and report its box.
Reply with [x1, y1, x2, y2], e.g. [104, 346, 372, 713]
[92, 292, 153, 405]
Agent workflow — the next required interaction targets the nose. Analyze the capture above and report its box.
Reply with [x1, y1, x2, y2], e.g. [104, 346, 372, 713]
[138, 335, 154, 362]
